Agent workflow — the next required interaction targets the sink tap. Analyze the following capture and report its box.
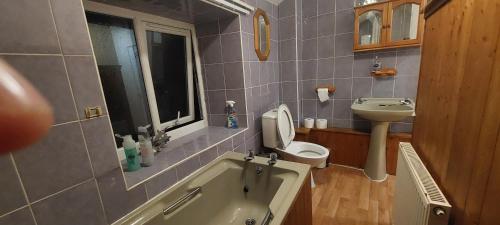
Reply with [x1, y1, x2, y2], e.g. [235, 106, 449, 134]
[268, 153, 278, 166]
[152, 129, 170, 152]
[256, 165, 263, 175]
[355, 98, 367, 104]
[400, 98, 412, 105]
[244, 150, 255, 161]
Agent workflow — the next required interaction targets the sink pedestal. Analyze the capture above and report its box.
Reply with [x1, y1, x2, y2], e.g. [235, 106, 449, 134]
[364, 121, 389, 181]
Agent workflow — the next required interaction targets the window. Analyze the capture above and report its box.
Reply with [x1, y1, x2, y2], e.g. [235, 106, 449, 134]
[85, 6, 207, 148]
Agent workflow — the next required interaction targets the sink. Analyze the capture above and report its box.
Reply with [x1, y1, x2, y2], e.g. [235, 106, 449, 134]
[351, 98, 415, 181]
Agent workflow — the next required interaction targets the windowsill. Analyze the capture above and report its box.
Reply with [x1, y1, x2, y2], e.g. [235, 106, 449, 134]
[123, 126, 246, 188]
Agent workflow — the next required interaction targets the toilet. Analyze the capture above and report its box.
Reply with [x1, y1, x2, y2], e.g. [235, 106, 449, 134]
[262, 104, 330, 168]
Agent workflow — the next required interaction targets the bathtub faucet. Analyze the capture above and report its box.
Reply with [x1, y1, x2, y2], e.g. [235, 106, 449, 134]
[244, 150, 255, 161]
[268, 153, 278, 166]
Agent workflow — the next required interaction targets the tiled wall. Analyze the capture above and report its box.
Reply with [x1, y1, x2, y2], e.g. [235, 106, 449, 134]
[0, 0, 266, 225]
[279, 0, 421, 133]
[240, 0, 281, 153]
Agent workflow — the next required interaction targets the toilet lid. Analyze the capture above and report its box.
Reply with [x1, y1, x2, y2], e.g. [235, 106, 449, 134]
[276, 104, 295, 149]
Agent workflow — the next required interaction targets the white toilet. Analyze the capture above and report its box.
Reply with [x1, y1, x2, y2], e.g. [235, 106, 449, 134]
[262, 104, 330, 168]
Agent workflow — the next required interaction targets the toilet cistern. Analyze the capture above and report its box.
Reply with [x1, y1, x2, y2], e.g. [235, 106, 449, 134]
[351, 98, 415, 181]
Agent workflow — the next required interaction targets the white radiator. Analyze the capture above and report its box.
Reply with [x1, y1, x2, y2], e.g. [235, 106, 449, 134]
[393, 142, 451, 225]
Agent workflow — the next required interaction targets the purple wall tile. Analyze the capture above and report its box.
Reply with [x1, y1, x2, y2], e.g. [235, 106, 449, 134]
[145, 168, 178, 198]
[0, 155, 27, 215]
[32, 180, 106, 225]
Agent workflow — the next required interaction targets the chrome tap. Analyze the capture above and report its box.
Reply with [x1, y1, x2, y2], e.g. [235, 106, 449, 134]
[268, 153, 278, 166]
[355, 98, 367, 104]
[244, 150, 255, 161]
[400, 98, 412, 105]
[256, 165, 263, 175]
[152, 129, 170, 152]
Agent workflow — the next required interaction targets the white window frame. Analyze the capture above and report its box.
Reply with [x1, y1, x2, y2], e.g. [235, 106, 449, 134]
[84, 1, 208, 144]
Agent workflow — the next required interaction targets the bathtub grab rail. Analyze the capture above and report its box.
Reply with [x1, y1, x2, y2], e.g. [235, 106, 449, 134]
[163, 187, 202, 215]
[261, 209, 274, 225]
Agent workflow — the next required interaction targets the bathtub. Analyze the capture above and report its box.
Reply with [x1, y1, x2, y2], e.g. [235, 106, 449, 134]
[113, 152, 311, 225]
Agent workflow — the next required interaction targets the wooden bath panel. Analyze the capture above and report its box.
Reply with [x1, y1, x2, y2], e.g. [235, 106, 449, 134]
[282, 172, 312, 225]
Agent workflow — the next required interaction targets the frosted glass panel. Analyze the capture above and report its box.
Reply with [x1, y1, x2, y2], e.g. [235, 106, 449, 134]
[358, 10, 383, 46]
[391, 3, 420, 41]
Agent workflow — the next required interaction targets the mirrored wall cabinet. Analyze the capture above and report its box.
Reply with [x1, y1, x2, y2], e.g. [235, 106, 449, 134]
[354, 0, 424, 52]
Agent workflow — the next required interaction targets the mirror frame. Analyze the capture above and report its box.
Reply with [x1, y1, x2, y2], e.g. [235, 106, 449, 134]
[253, 8, 270, 61]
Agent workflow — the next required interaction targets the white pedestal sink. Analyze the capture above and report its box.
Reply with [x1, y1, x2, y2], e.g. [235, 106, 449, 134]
[351, 98, 415, 181]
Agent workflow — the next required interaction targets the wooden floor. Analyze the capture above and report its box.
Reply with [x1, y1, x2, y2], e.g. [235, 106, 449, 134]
[311, 165, 395, 225]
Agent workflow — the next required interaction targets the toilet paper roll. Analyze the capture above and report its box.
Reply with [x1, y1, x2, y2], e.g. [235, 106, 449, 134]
[315, 119, 327, 129]
[317, 88, 329, 102]
[304, 118, 314, 128]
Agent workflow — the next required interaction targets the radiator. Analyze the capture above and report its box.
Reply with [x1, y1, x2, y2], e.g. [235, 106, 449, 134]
[393, 142, 451, 225]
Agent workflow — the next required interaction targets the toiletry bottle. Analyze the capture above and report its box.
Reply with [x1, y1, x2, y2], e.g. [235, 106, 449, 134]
[138, 125, 154, 167]
[123, 135, 140, 171]
[225, 100, 238, 129]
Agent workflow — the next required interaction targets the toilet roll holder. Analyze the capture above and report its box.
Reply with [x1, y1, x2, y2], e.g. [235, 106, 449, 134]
[315, 85, 336, 94]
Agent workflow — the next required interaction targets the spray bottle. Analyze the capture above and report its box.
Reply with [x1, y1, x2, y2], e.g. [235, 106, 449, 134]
[225, 100, 238, 129]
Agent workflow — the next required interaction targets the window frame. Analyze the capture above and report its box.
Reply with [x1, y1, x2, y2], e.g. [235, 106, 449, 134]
[84, 1, 208, 143]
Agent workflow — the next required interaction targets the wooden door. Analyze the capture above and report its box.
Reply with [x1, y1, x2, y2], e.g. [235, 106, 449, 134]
[386, 0, 423, 47]
[354, 2, 388, 51]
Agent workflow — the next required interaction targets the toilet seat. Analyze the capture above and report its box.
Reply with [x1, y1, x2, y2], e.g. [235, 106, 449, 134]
[275, 104, 329, 168]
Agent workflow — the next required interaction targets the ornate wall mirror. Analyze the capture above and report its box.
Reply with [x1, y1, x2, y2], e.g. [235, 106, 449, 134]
[253, 8, 270, 61]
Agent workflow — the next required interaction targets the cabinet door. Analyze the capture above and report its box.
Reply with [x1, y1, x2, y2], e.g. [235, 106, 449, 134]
[387, 0, 423, 46]
[354, 3, 388, 51]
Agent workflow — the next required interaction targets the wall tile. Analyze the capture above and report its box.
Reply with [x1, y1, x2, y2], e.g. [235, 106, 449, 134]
[302, 60, 318, 80]
[372, 77, 395, 97]
[198, 35, 222, 64]
[302, 0, 317, 18]
[65, 56, 107, 120]
[0, 155, 27, 215]
[0, 0, 59, 53]
[302, 17, 318, 40]
[280, 61, 298, 81]
[397, 48, 421, 75]
[353, 53, 374, 77]
[279, 16, 296, 41]
[302, 100, 317, 118]
[207, 90, 226, 114]
[226, 89, 246, 110]
[334, 56, 354, 78]
[219, 16, 240, 34]
[145, 168, 177, 198]
[1, 55, 77, 124]
[333, 78, 352, 99]
[395, 76, 419, 99]
[0, 207, 35, 225]
[336, 0, 354, 11]
[282, 82, 299, 100]
[302, 38, 318, 60]
[390, 122, 413, 133]
[333, 99, 352, 119]
[352, 78, 372, 98]
[318, 0, 335, 14]
[278, 0, 295, 18]
[13, 122, 93, 202]
[176, 157, 201, 180]
[352, 120, 371, 132]
[317, 13, 335, 36]
[221, 33, 243, 62]
[317, 36, 334, 58]
[195, 21, 219, 37]
[50, 0, 92, 55]
[224, 62, 244, 89]
[332, 119, 351, 128]
[81, 116, 120, 177]
[302, 80, 317, 99]
[334, 33, 354, 57]
[97, 169, 147, 223]
[31, 180, 106, 225]
[279, 39, 297, 61]
[317, 58, 334, 79]
[335, 9, 354, 34]
[199, 146, 219, 166]
[250, 62, 261, 86]
[205, 64, 225, 90]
